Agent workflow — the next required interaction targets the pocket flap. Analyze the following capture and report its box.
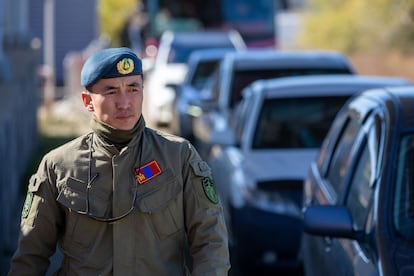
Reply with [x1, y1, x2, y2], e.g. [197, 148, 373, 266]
[57, 177, 108, 218]
[190, 160, 211, 177]
[138, 176, 181, 213]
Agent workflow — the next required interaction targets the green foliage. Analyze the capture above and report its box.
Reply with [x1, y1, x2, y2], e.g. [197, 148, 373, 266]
[98, 0, 140, 46]
[297, 0, 414, 53]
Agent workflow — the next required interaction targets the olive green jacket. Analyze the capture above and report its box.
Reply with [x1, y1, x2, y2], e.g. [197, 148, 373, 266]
[9, 118, 230, 275]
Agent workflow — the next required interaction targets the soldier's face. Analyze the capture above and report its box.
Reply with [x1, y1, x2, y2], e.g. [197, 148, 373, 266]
[81, 75, 144, 130]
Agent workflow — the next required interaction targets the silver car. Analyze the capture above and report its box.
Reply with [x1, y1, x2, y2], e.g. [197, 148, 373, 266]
[192, 49, 356, 159]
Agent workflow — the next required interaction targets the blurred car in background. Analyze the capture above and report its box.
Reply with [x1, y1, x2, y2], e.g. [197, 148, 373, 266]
[170, 48, 238, 139]
[144, 30, 246, 127]
[302, 86, 414, 276]
[192, 49, 357, 158]
[207, 75, 411, 274]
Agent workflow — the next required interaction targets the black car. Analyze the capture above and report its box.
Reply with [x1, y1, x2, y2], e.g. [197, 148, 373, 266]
[302, 86, 414, 276]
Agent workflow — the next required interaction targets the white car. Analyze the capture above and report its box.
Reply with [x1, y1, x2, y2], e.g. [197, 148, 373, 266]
[170, 48, 238, 139]
[144, 30, 246, 127]
[207, 75, 410, 273]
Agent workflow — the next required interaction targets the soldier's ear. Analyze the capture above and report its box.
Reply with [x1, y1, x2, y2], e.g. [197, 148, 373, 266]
[81, 91, 94, 112]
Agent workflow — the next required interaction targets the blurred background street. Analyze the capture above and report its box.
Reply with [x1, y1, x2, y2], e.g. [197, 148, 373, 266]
[2, 0, 414, 275]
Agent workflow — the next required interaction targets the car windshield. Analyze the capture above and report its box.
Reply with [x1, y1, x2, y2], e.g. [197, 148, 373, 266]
[230, 68, 353, 108]
[394, 134, 414, 241]
[168, 41, 234, 63]
[252, 96, 350, 149]
[190, 60, 221, 90]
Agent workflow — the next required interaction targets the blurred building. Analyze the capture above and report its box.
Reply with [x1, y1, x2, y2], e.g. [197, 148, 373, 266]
[0, 0, 39, 274]
[29, 0, 98, 86]
[0, 0, 97, 274]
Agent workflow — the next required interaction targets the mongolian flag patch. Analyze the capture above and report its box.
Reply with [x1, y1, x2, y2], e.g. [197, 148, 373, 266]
[134, 160, 162, 185]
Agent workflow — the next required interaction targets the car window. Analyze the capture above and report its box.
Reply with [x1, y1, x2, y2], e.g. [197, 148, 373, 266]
[345, 142, 373, 229]
[316, 109, 348, 173]
[167, 44, 196, 63]
[394, 134, 414, 241]
[340, 117, 383, 264]
[326, 118, 361, 196]
[190, 60, 220, 90]
[232, 94, 255, 147]
[168, 43, 234, 64]
[336, 112, 381, 230]
[252, 96, 349, 149]
[229, 68, 353, 108]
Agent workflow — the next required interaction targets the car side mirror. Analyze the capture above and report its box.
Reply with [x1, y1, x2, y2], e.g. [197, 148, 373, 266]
[166, 83, 180, 95]
[303, 205, 363, 241]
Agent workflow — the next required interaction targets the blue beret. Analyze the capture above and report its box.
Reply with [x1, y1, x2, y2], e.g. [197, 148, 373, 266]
[81, 47, 143, 87]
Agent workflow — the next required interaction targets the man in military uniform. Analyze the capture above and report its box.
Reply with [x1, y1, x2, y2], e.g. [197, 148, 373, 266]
[9, 47, 230, 275]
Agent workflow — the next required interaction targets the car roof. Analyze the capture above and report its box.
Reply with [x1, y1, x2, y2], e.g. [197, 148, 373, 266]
[360, 86, 414, 131]
[188, 48, 238, 62]
[223, 49, 355, 71]
[246, 74, 411, 98]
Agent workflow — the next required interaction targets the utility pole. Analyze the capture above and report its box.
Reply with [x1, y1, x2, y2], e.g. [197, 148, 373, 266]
[43, 0, 55, 114]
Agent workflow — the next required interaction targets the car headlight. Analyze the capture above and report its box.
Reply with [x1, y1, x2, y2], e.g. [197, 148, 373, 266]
[245, 188, 302, 218]
[186, 104, 203, 117]
[230, 170, 302, 218]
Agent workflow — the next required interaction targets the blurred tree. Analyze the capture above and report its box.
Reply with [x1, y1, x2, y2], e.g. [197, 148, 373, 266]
[297, 0, 414, 53]
[98, 0, 140, 46]
[386, 1, 414, 52]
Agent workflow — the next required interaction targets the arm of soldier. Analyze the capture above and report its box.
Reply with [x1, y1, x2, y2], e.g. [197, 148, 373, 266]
[9, 157, 64, 275]
[183, 143, 231, 275]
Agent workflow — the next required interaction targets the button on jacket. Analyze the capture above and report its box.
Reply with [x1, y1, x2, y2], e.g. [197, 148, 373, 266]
[9, 118, 230, 275]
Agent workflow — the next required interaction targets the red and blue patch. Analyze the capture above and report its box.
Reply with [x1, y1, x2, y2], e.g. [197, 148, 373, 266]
[134, 160, 162, 184]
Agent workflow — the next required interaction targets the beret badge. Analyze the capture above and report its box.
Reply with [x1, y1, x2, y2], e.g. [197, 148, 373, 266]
[117, 58, 135, 75]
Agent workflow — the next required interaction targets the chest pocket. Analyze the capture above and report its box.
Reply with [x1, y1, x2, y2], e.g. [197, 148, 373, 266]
[57, 177, 111, 249]
[138, 169, 183, 239]
[57, 177, 110, 218]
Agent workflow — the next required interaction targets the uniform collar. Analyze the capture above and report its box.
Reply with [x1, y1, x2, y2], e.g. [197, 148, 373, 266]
[91, 115, 145, 152]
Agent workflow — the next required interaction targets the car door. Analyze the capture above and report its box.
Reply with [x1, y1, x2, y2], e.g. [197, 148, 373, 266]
[337, 112, 382, 276]
[307, 104, 382, 276]
[305, 114, 362, 276]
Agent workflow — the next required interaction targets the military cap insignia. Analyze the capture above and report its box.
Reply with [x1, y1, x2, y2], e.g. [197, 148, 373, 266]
[202, 177, 219, 204]
[117, 58, 135, 75]
[134, 160, 162, 185]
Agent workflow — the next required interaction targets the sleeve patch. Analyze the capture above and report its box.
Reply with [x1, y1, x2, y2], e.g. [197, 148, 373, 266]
[21, 192, 34, 219]
[202, 176, 219, 204]
[22, 175, 42, 221]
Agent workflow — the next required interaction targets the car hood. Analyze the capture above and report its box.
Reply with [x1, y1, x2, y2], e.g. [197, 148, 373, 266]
[241, 149, 319, 180]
